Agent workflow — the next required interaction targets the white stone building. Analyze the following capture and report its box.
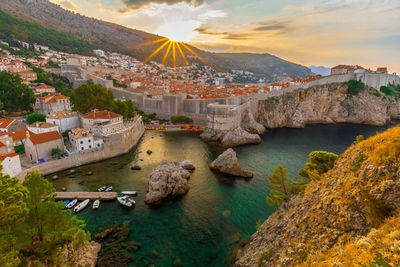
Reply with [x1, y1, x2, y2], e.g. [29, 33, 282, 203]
[46, 110, 80, 133]
[0, 153, 22, 177]
[68, 128, 103, 151]
[34, 93, 71, 115]
[27, 121, 59, 134]
[81, 110, 124, 136]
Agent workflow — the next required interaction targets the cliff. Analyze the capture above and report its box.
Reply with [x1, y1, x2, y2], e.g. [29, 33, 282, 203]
[61, 241, 101, 267]
[234, 126, 400, 266]
[257, 83, 399, 128]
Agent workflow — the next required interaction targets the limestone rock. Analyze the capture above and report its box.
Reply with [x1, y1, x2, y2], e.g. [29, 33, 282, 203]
[61, 241, 101, 267]
[241, 109, 266, 135]
[210, 148, 253, 178]
[181, 160, 195, 171]
[257, 83, 399, 128]
[201, 127, 261, 148]
[145, 160, 191, 205]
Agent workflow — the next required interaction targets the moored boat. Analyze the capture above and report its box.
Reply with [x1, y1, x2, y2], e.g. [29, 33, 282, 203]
[74, 199, 90, 213]
[65, 199, 78, 209]
[93, 200, 100, 209]
[98, 186, 106, 192]
[105, 186, 113, 192]
[117, 195, 136, 207]
[121, 191, 138, 196]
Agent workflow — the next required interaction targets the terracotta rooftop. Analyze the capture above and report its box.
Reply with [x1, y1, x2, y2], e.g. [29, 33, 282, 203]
[28, 130, 62, 145]
[0, 119, 15, 129]
[47, 110, 78, 119]
[10, 129, 26, 142]
[82, 110, 121, 120]
[29, 121, 58, 128]
[0, 152, 19, 162]
[69, 128, 93, 139]
[37, 93, 69, 104]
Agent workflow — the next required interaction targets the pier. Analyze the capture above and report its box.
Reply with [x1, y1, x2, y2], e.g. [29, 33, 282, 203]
[55, 192, 118, 200]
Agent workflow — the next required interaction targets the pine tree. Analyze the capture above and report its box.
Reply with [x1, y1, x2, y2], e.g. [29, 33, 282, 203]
[0, 165, 29, 266]
[266, 164, 307, 207]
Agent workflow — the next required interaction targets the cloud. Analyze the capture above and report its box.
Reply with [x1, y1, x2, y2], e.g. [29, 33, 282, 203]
[194, 27, 229, 36]
[253, 21, 289, 32]
[59, 0, 82, 11]
[120, 0, 204, 10]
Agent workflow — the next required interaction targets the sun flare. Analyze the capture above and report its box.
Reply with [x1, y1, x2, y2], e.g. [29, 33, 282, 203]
[155, 20, 200, 42]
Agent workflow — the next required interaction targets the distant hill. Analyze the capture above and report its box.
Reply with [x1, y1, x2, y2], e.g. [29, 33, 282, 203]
[309, 65, 331, 76]
[0, 0, 313, 82]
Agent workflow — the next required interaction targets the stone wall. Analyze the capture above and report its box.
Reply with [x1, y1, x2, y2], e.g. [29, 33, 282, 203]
[18, 116, 145, 181]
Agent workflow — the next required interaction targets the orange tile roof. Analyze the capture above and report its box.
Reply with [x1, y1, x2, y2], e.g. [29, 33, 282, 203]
[82, 110, 121, 120]
[37, 93, 69, 104]
[28, 130, 62, 145]
[0, 141, 4, 147]
[0, 152, 19, 162]
[0, 119, 15, 129]
[10, 129, 26, 142]
[36, 83, 55, 89]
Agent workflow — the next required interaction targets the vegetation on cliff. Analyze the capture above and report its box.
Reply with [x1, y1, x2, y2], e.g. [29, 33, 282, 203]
[0, 170, 90, 266]
[0, 71, 35, 112]
[236, 126, 400, 266]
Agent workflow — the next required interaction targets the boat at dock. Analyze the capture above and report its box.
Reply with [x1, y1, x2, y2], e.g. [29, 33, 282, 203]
[65, 199, 77, 209]
[121, 191, 138, 196]
[93, 200, 100, 209]
[74, 199, 90, 213]
[105, 186, 113, 192]
[98, 186, 106, 192]
[117, 195, 136, 207]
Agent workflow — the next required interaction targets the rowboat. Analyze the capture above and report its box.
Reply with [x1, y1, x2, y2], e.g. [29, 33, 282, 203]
[93, 200, 100, 209]
[65, 199, 77, 209]
[98, 186, 106, 192]
[117, 195, 136, 207]
[105, 186, 113, 192]
[74, 199, 90, 213]
[121, 191, 138, 196]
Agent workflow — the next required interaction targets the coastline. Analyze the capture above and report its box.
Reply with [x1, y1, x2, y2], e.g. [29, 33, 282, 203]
[18, 116, 145, 182]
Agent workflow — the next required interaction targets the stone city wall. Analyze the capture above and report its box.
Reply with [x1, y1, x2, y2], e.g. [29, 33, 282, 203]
[18, 116, 145, 181]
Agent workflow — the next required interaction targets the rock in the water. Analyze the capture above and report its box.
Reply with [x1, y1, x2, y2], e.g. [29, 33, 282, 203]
[69, 169, 75, 174]
[201, 127, 261, 148]
[93, 226, 114, 242]
[147, 150, 153, 155]
[181, 160, 195, 171]
[145, 160, 191, 205]
[61, 187, 67, 192]
[210, 148, 253, 178]
[86, 171, 93, 176]
[131, 165, 141, 170]
[52, 175, 58, 180]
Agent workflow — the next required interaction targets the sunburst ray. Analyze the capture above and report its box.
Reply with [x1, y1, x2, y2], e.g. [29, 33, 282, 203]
[143, 39, 171, 64]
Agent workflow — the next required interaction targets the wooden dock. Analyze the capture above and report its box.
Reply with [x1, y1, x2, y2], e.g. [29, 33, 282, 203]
[55, 192, 118, 200]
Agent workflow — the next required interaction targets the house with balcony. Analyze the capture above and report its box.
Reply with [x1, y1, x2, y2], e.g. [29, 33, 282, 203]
[68, 128, 103, 152]
[81, 110, 123, 136]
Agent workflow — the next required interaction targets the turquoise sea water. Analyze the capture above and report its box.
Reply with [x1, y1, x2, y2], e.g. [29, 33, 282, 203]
[51, 123, 394, 267]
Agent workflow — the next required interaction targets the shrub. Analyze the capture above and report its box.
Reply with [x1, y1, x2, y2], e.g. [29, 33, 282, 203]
[258, 250, 274, 266]
[170, 115, 193, 124]
[14, 144, 25, 154]
[358, 252, 392, 267]
[255, 219, 262, 230]
[350, 153, 366, 173]
[354, 135, 365, 144]
[51, 147, 62, 157]
[344, 80, 365, 95]
[26, 113, 45, 124]
[380, 86, 398, 99]
[299, 151, 338, 180]
[361, 191, 394, 227]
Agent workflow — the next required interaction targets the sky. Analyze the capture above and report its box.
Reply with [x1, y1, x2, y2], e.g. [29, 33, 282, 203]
[50, 0, 400, 73]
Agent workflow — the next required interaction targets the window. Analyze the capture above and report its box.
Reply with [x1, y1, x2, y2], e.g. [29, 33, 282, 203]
[81, 147, 84, 150]
[88, 139, 91, 143]
[80, 141, 83, 144]
[89, 145, 92, 149]
[97, 144, 100, 147]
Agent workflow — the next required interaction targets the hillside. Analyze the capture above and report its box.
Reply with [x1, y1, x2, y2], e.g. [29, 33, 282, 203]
[0, 0, 312, 82]
[234, 126, 400, 266]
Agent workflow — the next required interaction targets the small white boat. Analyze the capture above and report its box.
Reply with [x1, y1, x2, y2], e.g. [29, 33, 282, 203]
[93, 200, 100, 209]
[98, 186, 106, 192]
[117, 195, 136, 207]
[105, 186, 113, 192]
[121, 191, 138, 196]
[65, 199, 78, 209]
[74, 199, 90, 213]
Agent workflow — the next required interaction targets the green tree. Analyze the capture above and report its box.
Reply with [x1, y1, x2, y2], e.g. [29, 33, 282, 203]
[21, 171, 90, 265]
[111, 99, 128, 118]
[266, 165, 306, 207]
[124, 99, 137, 118]
[27, 113, 46, 124]
[51, 147, 62, 157]
[0, 71, 35, 112]
[0, 165, 29, 266]
[70, 83, 114, 113]
[299, 151, 338, 180]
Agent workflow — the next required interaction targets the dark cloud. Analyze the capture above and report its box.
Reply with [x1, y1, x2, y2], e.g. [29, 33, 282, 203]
[253, 24, 285, 31]
[195, 27, 229, 36]
[223, 34, 249, 40]
[194, 27, 249, 40]
[120, 0, 205, 10]
[252, 20, 291, 35]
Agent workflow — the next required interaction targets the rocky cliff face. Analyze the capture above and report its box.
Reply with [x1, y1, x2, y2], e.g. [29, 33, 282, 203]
[61, 241, 101, 267]
[257, 83, 399, 128]
[234, 126, 400, 266]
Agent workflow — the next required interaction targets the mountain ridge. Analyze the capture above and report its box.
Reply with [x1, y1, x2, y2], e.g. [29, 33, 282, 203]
[0, 0, 313, 82]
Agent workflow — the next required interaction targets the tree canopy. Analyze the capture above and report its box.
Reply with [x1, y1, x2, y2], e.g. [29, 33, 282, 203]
[70, 83, 114, 113]
[26, 113, 46, 124]
[266, 164, 306, 207]
[299, 151, 338, 180]
[0, 71, 35, 112]
[31, 65, 73, 96]
[0, 169, 89, 266]
[110, 99, 137, 119]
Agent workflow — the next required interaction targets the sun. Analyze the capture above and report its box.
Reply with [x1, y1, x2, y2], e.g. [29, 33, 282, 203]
[155, 20, 200, 42]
